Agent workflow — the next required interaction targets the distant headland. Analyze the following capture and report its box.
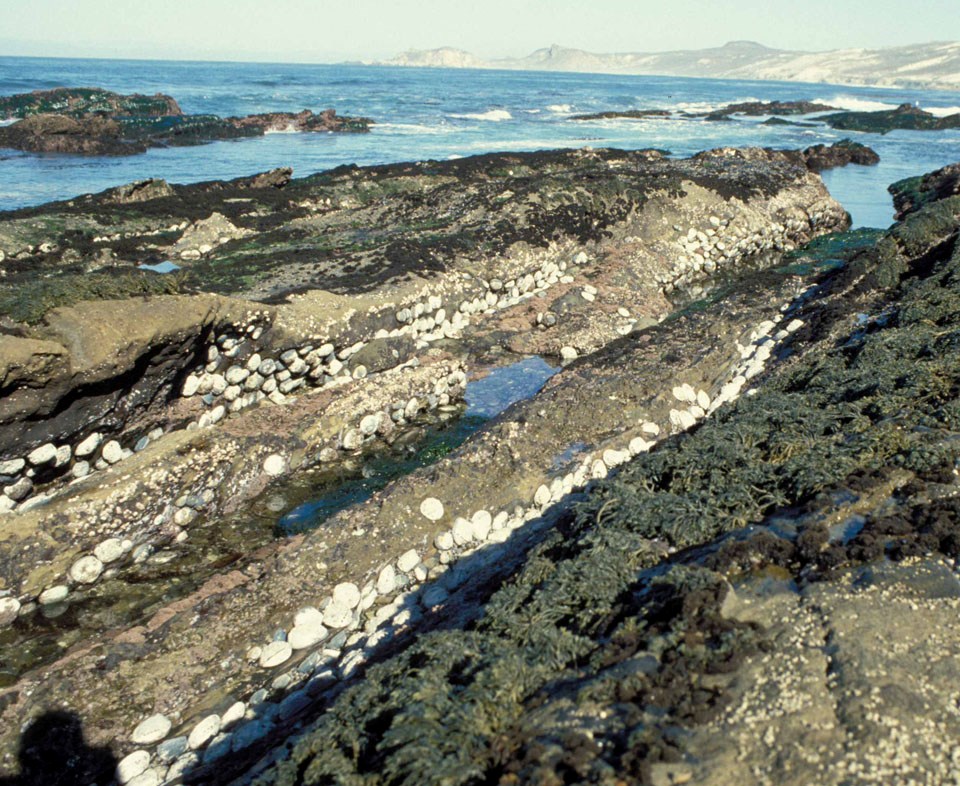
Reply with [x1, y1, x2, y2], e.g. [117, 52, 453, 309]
[375, 40, 960, 91]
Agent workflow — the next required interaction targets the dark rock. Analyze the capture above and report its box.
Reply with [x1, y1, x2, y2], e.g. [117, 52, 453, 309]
[820, 102, 960, 134]
[104, 179, 176, 204]
[0, 113, 146, 156]
[0, 87, 371, 157]
[0, 87, 182, 119]
[569, 109, 670, 121]
[801, 139, 881, 172]
[889, 163, 960, 219]
[239, 168, 294, 190]
[719, 100, 839, 116]
[762, 117, 817, 128]
[228, 108, 372, 134]
[349, 336, 417, 374]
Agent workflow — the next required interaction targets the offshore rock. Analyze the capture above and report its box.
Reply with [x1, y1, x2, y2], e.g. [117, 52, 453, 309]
[800, 139, 881, 172]
[820, 102, 960, 133]
[569, 109, 670, 121]
[0, 87, 371, 156]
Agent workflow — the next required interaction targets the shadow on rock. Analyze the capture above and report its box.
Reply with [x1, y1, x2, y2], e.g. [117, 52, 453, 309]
[0, 710, 117, 785]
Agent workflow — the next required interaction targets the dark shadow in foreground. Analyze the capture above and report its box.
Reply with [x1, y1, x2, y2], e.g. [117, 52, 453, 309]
[0, 710, 117, 786]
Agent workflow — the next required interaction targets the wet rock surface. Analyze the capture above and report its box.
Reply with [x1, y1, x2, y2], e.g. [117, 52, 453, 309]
[889, 161, 960, 219]
[236, 175, 960, 785]
[800, 139, 881, 172]
[2, 145, 957, 784]
[569, 109, 671, 121]
[0, 87, 371, 156]
[712, 99, 840, 116]
[819, 102, 960, 133]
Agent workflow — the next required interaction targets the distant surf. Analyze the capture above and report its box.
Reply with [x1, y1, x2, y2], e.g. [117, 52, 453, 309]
[449, 109, 513, 122]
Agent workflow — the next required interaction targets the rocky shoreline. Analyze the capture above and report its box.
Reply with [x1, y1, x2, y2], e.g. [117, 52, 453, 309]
[571, 98, 960, 135]
[0, 146, 958, 785]
[0, 88, 371, 156]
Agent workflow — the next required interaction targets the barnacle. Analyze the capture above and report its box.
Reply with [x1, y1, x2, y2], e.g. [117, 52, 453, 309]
[257, 193, 960, 786]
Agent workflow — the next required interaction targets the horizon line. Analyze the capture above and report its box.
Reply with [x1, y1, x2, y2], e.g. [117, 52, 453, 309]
[1, 37, 958, 70]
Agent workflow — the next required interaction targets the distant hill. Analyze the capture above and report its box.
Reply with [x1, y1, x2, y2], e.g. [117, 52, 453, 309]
[378, 40, 960, 91]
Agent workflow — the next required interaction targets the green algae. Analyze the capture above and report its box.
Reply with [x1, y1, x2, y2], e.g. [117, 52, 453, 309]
[243, 187, 960, 786]
[0, 87, 180, 120]
[820, 104, 960, 134]
[0, 269, 191, 325]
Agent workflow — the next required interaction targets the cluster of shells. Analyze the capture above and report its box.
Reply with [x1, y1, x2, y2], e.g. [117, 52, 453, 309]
[105, 300, 817, 785]
[656, 211, 831, 294]
[0, 359, 468, 627]
[14, 281, 817, 785]
[0, 246, 588, 517]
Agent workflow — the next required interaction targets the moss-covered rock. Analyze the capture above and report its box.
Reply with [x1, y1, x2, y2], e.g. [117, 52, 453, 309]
[243, 171, 960, 785]
[820, 102, 960, 133]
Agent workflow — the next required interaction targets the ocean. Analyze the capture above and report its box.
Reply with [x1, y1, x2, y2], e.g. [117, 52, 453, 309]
[1, 56, 959, 227]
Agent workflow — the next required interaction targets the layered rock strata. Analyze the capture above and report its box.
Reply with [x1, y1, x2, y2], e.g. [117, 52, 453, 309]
[0, 146, 859, 781]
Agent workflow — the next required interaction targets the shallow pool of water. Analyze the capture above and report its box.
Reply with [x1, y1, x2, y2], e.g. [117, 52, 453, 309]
[276, 355, 559, 535]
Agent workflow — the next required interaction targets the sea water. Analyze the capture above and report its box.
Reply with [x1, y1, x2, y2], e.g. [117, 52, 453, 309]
[1, 56, 959, 226]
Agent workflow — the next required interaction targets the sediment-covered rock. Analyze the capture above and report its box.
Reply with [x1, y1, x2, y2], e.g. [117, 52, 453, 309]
[0, 146, 846, 513]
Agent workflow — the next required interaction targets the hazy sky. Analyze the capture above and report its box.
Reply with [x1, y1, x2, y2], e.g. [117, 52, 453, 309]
[2, 0, 959, 63]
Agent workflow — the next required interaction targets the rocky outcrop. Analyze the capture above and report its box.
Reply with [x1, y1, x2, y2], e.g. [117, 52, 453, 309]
[228, 108, 372, 133]
[821, 102, 960, 133]
[800, 139, 881, 172]
[0, 87, 372, 156]
[0, 113, 143, 155]
[569, 109, 670, 121]
[0, 145, 860, 783]
[889, 162, 960, 218]
[104, 178, 177, 204]
[717, 99, 839, 115]
[245, 173, 960, 786]
[0, 87, 182, 119]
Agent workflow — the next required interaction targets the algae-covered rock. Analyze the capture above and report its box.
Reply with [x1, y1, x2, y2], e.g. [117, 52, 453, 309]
[0, 86, 371, 157]
[801, 139, 880, 172]
[889, 162, 960, 219]
[820, 102, 960, 133]
[0, 87, 182, 119]
[241, 173, 960, 786]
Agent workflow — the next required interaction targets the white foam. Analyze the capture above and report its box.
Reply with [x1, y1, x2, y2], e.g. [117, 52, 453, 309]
[925, 106, 960, 118]
[264, 124, 299, 134]
[0, 118, 17, 127]
[547, 104, 573, 114]
[816, 96, 900, 113]
[669, 98, 758, 115]
[375, 122, 455, 136]
[449, 109, 513, 122]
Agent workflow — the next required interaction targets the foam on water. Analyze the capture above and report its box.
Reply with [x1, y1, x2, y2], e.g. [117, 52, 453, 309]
[815, 95, 902, 112]
[449, 109, 513, 122]
[0, 56, 957, 228]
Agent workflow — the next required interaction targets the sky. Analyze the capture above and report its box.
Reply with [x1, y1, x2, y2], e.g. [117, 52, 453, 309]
[2, 0, 959, 63]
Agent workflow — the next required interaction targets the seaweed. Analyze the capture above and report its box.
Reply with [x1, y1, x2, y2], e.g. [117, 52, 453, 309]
[243, 182, 960, 785]
[0, 269, 191, 324]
